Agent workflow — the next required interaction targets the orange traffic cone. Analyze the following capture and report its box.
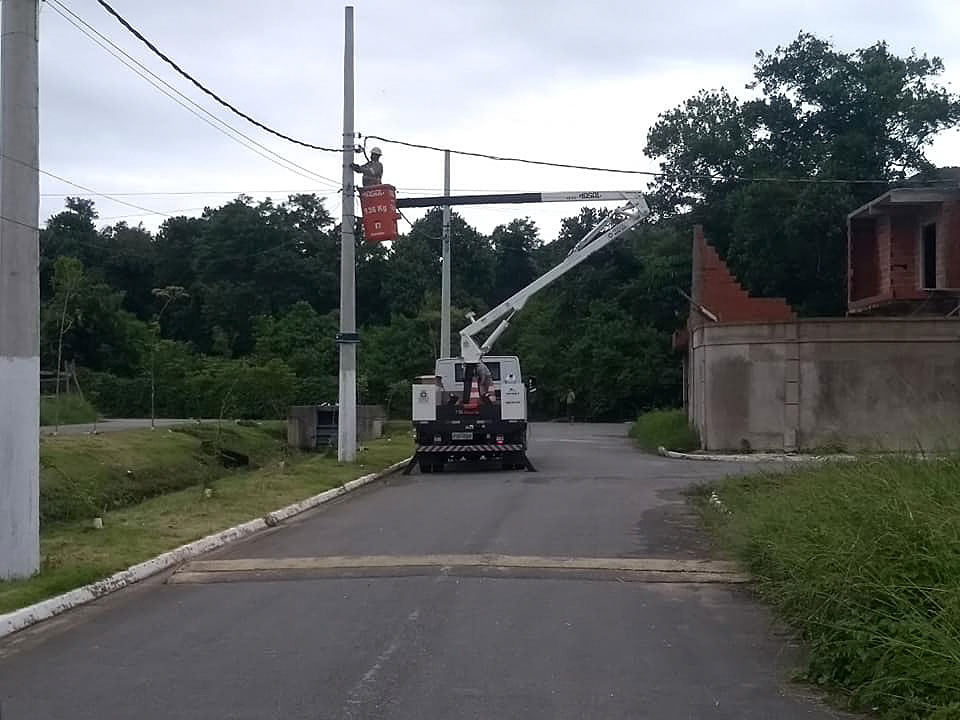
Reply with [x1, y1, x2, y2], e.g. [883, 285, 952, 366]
[463, 377, 482, 413]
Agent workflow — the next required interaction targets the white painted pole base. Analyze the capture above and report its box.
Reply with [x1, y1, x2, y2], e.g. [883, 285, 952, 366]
[0, 357, 40, 579]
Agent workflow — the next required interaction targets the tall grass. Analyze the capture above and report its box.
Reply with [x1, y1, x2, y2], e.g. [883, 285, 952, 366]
[40, 394, 98, 426]
[39, 423, 285, 524]
[629, 409, 700, 453]
[702, 459, 960, 719]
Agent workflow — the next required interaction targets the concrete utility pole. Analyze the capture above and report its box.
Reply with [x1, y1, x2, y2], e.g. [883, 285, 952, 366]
[0, 0, 40, 579]
[440, 150, 452, 358]
[336, 5, 358, 462]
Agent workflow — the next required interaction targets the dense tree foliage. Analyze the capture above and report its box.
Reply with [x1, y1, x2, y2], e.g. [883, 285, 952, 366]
[644, 32, 960, 315]
[39, 33, 960, 420]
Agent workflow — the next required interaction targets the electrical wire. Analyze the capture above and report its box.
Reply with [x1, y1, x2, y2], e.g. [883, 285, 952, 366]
[98, 206, 209, 221]
[48, 1, 340, 189]
[364, 134, 948, 187]
[0, 214, 41, 232]
[41, 188, 334, 198]
[1, 151, 172, 217]
[94, 0, 340, 153]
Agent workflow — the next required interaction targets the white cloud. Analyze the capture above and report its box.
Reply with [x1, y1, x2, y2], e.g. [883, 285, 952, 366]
[35, 0, 960, 242]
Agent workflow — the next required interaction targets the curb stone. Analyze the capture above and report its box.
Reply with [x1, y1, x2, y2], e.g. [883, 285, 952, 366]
[0, 458, 411, 641]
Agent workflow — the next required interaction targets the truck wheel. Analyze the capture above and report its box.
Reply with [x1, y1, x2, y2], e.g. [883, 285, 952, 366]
[419, 460, 434, 473]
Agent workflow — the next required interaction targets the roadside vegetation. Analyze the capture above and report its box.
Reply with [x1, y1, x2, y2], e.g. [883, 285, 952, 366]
[39, 394, 98, 426]
[629, 409, 699, 453]
[1, 422, 412, 614]
[698, 459, 960, 720]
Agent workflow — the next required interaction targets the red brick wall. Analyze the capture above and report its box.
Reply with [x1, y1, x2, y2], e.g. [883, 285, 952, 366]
[944, 200, 960, 288]
[691, 225, 796, 324]
[890, 214, 924, 300]
[877, 216, 892, 294]
[849, 218, 879, 301]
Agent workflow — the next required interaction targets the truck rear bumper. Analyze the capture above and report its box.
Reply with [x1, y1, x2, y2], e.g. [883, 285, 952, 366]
[415, 443, 524, 454]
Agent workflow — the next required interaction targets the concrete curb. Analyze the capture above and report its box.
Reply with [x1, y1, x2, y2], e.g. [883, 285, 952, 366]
[0, 458, 411, 641]
[657, 446, 859, 463]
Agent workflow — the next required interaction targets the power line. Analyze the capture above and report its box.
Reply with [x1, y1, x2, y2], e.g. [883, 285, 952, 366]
[47, 1, 340, 189]
[0, 214, 41, 232]
[1, 151, 172, 217]
[98, 206, 208, 221]
[363, 134, 920, 186]
[41, 187, 335, 198]
[94, 0, 341, 153]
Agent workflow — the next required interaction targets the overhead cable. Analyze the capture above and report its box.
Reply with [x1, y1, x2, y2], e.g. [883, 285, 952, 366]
[49, 1, 339, 188]
[94, 0, 341, 153]
[363, 134, 938, 186]
[2, 152, 172, 217]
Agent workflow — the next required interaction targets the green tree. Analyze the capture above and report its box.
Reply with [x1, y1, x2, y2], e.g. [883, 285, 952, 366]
[644, 32, 960, 315]
[149, 286, 189, 428]
[99, 221, 157, 320]
[40, 197, 103, 300]
[253, 301, 339, 404]
[491, 218, 541, 301]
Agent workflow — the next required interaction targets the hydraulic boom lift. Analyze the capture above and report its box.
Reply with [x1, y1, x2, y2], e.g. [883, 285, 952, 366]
[405, 193, 651, 474]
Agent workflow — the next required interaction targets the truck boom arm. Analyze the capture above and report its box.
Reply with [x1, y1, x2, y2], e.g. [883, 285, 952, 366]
[459, 196, 650, 363]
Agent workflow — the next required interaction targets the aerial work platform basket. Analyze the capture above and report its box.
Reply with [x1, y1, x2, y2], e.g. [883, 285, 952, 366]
[359, 184, 399, 243]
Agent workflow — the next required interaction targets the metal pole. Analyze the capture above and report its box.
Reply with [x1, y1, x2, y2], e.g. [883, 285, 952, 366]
[440, 150, 451, 358]
[0, 0, 40, 579]
[336, 5, 358, 462]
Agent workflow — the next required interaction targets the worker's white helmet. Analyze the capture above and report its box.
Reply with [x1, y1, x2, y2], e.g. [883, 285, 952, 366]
[370, 146, 383, 156]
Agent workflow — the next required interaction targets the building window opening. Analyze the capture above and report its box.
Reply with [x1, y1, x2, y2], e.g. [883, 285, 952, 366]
[922, 222, 938, 290]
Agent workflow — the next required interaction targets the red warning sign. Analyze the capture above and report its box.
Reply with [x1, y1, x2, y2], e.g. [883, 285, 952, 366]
[359, 184, 398, 243]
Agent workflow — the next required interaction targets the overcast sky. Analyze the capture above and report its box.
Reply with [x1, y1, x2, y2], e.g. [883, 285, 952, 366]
[37, 0, 960, 242]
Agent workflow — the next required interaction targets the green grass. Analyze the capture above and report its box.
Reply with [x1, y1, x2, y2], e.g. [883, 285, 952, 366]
[40, 394, 98, 426]
[629, 409, 700, 453]
[2, 434, 412, 614]
[39, 421, 288, 524]
[698, 459, 960, 720]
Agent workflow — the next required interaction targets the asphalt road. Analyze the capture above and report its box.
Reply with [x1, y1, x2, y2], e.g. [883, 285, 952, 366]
[0, 423, 847, 719]
[40, 418, 200, 435]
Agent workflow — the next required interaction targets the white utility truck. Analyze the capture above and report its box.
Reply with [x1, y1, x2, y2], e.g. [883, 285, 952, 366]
[406, 194, 650, 474]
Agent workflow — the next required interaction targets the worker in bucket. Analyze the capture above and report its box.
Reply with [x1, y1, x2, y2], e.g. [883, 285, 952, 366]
[351, 146, 383, 187]
[476, 361, 496, 405]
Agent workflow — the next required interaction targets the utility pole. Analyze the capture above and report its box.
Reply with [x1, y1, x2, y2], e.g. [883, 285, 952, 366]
[0, 0, 40, 579]
[440, 150, 452, 358]
[336, 5, 358, 462]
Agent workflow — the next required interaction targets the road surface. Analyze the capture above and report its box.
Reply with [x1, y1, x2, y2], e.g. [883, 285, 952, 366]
[1, 423, 846, 719]
[41, 418, 204, 435]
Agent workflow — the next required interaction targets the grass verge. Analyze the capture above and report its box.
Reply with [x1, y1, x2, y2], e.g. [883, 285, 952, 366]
[698, 459, 960, 720]
[2, 428, 411, 615]
[629, 409, 699, 453]
[40, 422, 288, 523]
[40, 394, 98, 426]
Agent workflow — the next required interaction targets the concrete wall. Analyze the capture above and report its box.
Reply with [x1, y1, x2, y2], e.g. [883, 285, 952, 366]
[287, 404, 385, 450]
[688, 318, 960, 452]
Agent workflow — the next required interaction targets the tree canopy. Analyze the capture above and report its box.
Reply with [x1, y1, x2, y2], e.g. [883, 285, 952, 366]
[39, 32, 960, 420]
[644, 32, 960, 315]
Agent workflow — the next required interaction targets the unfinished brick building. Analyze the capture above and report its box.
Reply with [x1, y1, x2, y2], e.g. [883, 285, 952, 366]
[678, 193, 960, 453]
[848, 168, 960, 315]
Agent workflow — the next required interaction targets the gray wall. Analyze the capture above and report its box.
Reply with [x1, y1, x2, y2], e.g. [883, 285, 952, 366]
[687, 319, 960, 452]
